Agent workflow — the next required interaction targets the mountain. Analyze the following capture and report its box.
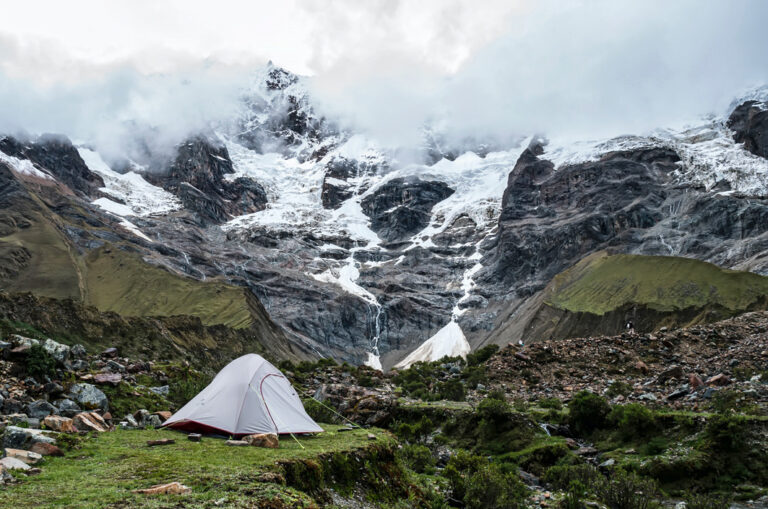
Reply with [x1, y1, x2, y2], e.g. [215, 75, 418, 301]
[2, 63, 768, 369]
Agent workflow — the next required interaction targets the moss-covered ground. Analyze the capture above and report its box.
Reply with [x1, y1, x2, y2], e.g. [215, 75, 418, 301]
[0, 426, 395, 509]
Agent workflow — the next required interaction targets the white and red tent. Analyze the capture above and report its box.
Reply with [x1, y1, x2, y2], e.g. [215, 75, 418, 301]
[163, 354, 323, 436]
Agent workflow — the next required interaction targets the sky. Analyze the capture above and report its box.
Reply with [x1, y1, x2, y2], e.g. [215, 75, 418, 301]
[0, 0, 767, 155]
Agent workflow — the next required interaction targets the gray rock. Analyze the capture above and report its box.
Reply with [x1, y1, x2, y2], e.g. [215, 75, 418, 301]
[68, 383, 109, 412]
[121, 414, 139, 429]
[43, 382, 64, 396]
[25, 400, 58, 420]
[145, 414, 163, 428]
[0, 456, 30, 471]
[9, 335, 40, 348]
[149, 385, 169, 397]
[54, 399, 81, 418]
[638, 393, 658, 402]
[42, 338, 70, 364]
[598, 458, 616, 469]
[2, 426, 56, 449]
[70, 344, 87, 358]
[70, 360, 89, 371]
[106, 360, 126, 373]
[3, 399, 23, 415]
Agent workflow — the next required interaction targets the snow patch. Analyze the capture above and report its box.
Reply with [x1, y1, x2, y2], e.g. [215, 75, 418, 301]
[0, 151, 53, 180]
[394, 321, 470, 369]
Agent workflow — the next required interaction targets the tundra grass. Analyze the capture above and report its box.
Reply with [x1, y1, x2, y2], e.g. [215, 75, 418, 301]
[0, 426, 392, 508]
[546, 251, 768, 315]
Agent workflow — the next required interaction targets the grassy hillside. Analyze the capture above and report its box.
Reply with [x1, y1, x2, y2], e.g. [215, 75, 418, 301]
[546, 252, 768, 315]
[84, 248, 253, 329]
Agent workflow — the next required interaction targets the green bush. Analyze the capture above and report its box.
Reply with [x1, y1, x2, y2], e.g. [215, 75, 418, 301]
[606, 381, 633, 398]
[709, 390, 740, 414]
[437, 379, 466, 401]
[462, 365, 487, 389]
[596, 469, 660, 509]
[568, 391, 610, 436]
[560, 480, 588, 509]
[443, 451, 527, 508]
[302, 398, 339, 424]
[683, 493, 731, 509]
[463, 464, 528, 509]
[396, 444, 435, 474]
[538, 397, 563, 410]
[544, 464, 600, 491]
[392, 416, 434, 444]
[466, 344, 499, 366]
[643, 436, 669, 456]
[608, 404, 657, 439]
[25, 344, 56, 380]
[704, 414, 748, 452]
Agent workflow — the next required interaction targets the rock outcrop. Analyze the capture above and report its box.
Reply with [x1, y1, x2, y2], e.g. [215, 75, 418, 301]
[728, 100, 768, 159]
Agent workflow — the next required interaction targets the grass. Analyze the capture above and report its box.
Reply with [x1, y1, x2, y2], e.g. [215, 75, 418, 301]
[0, 426, 392, 508]
[546, 251, 768, 315]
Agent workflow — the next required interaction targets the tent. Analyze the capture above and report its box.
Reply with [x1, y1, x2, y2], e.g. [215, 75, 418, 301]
[163, 354, 323, 436]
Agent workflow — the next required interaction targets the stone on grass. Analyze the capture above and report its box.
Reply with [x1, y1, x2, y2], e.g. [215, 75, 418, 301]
[153, 411, 172, 422]
[2, 426, 56, 449]
[70, 344, 87, 358]
[149, 386, 169, 396]
[54, 399, 81, 418]
[30, 442, 64, 457]
[242, 433, 279, 449]
[187, 433, 202, 442]
[26, 400, 58, 420]
[133, 482, 191, 495]
[68, 383, 108, 412]
[367, 433, 377, 440]
[93, 373, 122, 385]
[4, 448, 43, 465]
[43, 416, 75, 433]
[73, 412, 109, 432]
[101, 347, 118, 358]
[707, 374, 731, 386]
[147, 439, 175, 447]
[42, 338, 70, 364]
[0, 457, 30, 471]
[225, 440, 249, 446]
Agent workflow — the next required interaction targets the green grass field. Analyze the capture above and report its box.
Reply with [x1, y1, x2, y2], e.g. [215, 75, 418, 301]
[546, 252, 768, 315]
[0, 426, 391, 508]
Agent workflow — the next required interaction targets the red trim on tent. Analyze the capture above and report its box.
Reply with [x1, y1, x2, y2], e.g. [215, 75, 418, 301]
[163, 419, 320, 437]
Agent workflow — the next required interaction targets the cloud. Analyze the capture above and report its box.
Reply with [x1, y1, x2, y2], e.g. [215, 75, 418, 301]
[0, 0, 766, 161]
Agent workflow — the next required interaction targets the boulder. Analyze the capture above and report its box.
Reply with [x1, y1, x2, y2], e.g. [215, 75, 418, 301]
[0, 457, 30, 471]
[68, 383, 109, 412]
[42, 416, 76, 433]
[2, 426, 56, 449]
[30, 442, 64, 457]
[70, 360, 89, 371]
[43, 382, 65, 396]
[26, 400, 58, 420]
[707, 374, 731, 386]
[4, 448, 42, 465]
[689, 374, 704, 390]
[70, 344, 87, 358]
[9, 335, 40, 348]
[54, 399, 81, 418]
[153, 411, 172, 422]
[3, 398, 24, 415]
[105, 360, 125, 373]
[73, 412, 109, 432]
[42, 338, 70, 364]
[635, 361, 649, 374]
[242, 433, 279, 449]
[93, 373, 122, 385]
[658, 365, 684, 382]
[149, 386, 169, 397]
[145, 414, 163, 428]
[101, 347, 118, 358]
[121, 414, 139, 429]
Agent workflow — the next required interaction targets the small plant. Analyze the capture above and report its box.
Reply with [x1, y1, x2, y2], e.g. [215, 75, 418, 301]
[396, 444, 436, 474]
[595, 469, 660, 509]
[643, 436, 669, 455]
[538, 397, 563, 410]
[568, 391, 610, 436]
[608, 403, 657, 439]
[560, 480, 588, 509]
[606, 381, 633, 398]
[544, 464, 600, 491]
[683, 492, 731, 509]
[25, 344, 56, 380]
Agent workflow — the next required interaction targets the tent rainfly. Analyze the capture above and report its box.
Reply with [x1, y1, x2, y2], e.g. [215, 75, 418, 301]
[163, 354, 323, 436]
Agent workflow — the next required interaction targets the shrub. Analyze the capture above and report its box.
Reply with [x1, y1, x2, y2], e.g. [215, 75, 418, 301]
[608, 404, 657, 439]
[302, 398, 339, 424]
[393, 416, 434, 444]
[710, 390, 740, 414]
[544, 464, 600, 491]
[643, 436, 669, 455]
[606, 381, 633, 398]
[560, 480, 588, 509]
[463, 464, 528, 509]
[595, 469, 660, 509]
[704, 414, 748, 452]
[466, 344, 499, 366]
[568, 391, 610, 436]
[397, 444, 435, 474]
[25, 344, 56, 380]
[487, 389, 507, 401]
[683, 493, 731, 509]
[444, 451, 527, 508]
[538, 397, 563, 410]
[462, 365, 487, 389]
[437, 379, 466, 401]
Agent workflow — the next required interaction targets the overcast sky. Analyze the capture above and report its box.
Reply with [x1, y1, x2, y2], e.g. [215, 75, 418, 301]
[1, 0, 767, 153]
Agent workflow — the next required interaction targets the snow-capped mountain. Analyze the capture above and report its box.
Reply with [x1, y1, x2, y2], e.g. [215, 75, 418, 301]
[2, 63, 768, 369]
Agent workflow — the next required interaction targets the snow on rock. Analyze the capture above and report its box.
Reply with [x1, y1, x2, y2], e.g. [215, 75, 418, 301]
[0, 151, 53, 180]
[394, 321, 471, 369]
[78, 148, 181, 217]
[118, 219, 152, 242]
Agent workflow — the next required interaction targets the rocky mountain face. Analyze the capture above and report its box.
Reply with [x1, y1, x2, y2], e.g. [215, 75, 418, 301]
[2, 64, 768, 369]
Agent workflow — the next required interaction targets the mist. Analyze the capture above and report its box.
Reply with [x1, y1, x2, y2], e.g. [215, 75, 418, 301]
[0, 0, 766, 161]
